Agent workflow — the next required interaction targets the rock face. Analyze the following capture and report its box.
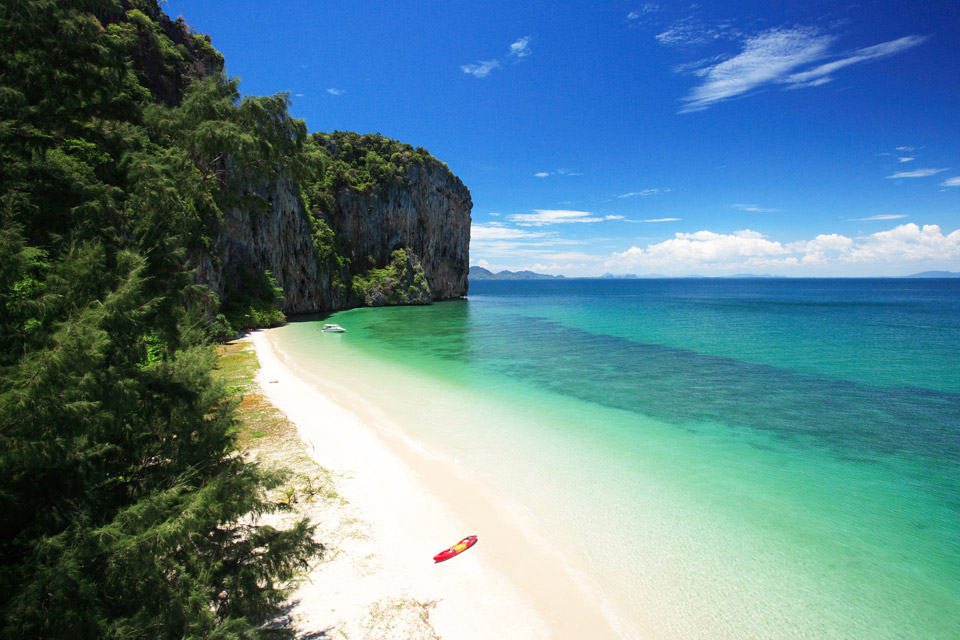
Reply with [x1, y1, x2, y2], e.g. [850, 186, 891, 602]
[328, 160, 471, 302]
[198, 157, 471, 314]
[197, 175, 325, 314]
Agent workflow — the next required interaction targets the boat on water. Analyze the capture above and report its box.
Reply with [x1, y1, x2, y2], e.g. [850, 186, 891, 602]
[321, 323, 346, 333]
[433, 535, 478, 563]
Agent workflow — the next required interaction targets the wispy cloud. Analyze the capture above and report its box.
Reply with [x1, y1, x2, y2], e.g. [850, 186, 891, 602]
[730, 203, 783, 213]
[462, 36, 531, 78]
[326, 88, 345, 96]
[534, 168, 582, 178]
[673, 27, 927, 112]
[656, 17, 741, 47]
[627, 4, 659, 21]
[618, 188, 670, 198]
[643, 218, 681, 222]
[850, 214, 908, 221]
[898, 157, 915, 163]
[941, 177, 960, 187]
[897, 146, 916, 152]
[461, 60, 501, 78]
[886, 168, 947, 178]
[784, 35, 927, 88]
[507, 209, 605, 226]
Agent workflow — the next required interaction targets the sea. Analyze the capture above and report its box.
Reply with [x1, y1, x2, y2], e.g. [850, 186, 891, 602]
[271, 278, 960, 639]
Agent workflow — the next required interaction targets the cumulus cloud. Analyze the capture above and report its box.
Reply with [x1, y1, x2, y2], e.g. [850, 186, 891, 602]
[509, 37, 531, 58]
[886, 168, 947, 178]
[674, 28, 926, 112]
[847, 224, 960, 263]
[605, 224, 960, 274]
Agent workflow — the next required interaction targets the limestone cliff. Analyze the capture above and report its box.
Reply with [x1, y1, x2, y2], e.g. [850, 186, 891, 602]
[197, 175, 326, 315]
[325, 158, 472, 302]
[197, 134, 471, 316]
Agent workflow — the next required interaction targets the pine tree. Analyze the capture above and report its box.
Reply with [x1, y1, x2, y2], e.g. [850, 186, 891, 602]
[0, 1, 323, 637]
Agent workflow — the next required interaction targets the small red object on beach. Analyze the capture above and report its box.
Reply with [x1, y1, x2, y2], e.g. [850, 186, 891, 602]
[433, 535, 478, 563]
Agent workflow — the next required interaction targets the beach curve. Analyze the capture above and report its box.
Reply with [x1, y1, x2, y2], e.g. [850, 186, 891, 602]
[249, 328, 627, 639]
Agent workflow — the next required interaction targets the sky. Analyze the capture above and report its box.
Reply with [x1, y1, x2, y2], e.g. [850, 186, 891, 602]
[164, 0, 960, 276]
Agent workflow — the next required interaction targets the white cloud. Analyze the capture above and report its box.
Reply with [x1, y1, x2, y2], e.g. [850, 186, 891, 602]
[461, 60, 501, 78]
[656, 17, 741, 47]
[730, 203, 783, 212]
[675, 28, 926, 112]
[643, 218, 681, 222]
[898, 157, 915, 163]
[850, 214, 908, 221]
[605, 215, 626, 220]
[846, 224, 960, 263]
[896, 146, 916, 152]
[886, 168, 947, 178]
[326, 88, 345, 96]
[605, 224, 960, 274]
[463, 36, 532, 78]
[618, 188, 669, 198]
[939, 177, 960, 187]
[471, 225, 548, 241]
[534, 168, 582, 178]
[509, 36, 531, 58]
[507, 209, 605, 226]
[784, 35, 927, 88]
[628, 4, 659, 20]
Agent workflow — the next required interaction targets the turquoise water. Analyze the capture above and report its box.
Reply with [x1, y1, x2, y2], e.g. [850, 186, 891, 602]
[273, 278, 960, 638]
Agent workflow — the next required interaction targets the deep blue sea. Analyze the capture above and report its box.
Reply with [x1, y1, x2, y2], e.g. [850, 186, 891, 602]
[275, 278, 960, 638]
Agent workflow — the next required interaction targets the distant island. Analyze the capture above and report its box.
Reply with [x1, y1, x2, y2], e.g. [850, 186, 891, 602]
[469, 266, 565, 280]
[471, 267, 960, 280]
[903, 271, 960, 278]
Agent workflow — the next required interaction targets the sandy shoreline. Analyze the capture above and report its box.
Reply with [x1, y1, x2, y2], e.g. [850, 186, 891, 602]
[248, 328, 626, 638]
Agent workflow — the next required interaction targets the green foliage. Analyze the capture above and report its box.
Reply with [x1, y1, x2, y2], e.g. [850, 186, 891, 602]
[0, 1, 320, 637]
[221, 266, 286, 332]
[304, 131, 441, 194]
[353, 248, 432, 307]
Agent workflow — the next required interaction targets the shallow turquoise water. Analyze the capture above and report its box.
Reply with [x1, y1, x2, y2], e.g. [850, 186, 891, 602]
[273, 278, 960, 638]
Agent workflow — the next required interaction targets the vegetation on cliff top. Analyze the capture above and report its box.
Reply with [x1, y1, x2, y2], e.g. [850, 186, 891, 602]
[299, 131, 453, 308]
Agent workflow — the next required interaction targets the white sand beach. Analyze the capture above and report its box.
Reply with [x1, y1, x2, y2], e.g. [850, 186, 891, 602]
[249, 329, 626, 639]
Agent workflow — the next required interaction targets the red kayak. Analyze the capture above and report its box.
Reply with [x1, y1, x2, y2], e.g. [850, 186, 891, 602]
[433, 535, 478, 563]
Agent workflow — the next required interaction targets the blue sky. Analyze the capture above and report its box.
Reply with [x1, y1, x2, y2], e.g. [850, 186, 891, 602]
[165, 0, 960, 276]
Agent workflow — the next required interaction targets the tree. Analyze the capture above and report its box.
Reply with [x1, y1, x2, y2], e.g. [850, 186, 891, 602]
[0, 2, 322, 637]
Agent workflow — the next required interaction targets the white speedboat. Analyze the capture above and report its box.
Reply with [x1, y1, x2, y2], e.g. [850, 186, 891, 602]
[321, 323, 346, 333]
